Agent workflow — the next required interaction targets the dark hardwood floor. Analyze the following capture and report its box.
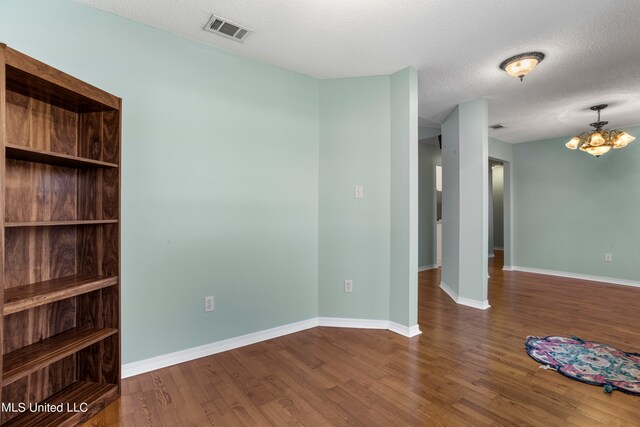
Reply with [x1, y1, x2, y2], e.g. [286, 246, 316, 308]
[85, 252, 640, 426]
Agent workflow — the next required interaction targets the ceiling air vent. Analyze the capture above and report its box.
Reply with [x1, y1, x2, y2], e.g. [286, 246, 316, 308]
[203, 15, 252, 42]
[490, 124, 505, 129]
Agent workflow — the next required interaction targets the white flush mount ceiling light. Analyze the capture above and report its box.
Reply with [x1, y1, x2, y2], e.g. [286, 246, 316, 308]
[565, 104, 635, 157]
[500, 52, 545, 81]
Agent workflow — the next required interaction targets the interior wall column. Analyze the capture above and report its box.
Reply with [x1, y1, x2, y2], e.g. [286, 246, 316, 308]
[440, 98, 490, 309]
[389, 67, 420, 334]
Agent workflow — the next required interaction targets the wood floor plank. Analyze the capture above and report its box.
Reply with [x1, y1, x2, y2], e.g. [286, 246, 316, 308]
[85, 251, 640, 426]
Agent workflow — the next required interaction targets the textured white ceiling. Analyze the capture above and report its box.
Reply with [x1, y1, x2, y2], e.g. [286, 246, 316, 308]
[75, 0, 640, 143]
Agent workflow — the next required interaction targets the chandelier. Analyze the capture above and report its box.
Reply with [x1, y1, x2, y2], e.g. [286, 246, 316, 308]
[565, 104, 635, 157]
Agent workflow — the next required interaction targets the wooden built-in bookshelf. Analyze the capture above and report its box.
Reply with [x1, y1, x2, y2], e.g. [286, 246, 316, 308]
[0, 44, 121, 425]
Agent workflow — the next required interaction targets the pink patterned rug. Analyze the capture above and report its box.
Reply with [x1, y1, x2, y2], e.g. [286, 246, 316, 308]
[526, 335, 640, 395]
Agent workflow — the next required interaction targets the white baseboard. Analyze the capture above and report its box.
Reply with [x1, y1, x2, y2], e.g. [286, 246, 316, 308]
[502, 265, 514, 271]
[488, 253, 495, 258]
[509, 266, 640, 288]
[122, 318, 318, 378]
[388, 322, 422, 337]
[494, 246, 504, 250]
[317, 317, 388, 329]
[318, 317, 421, 338]
[122, 317, 422, 378]
[418, 264, 438, 272]
[439, 282, 491, 310]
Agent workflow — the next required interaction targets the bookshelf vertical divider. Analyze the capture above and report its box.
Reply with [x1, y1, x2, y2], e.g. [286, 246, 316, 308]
[0, 44, 121, 426]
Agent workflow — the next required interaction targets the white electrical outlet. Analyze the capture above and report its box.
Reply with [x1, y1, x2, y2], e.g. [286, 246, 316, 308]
[344, 279, 353, 293]
[354, 185, 364, 199]
[204, 295, 214, 312]
[605, 253, 613, 262]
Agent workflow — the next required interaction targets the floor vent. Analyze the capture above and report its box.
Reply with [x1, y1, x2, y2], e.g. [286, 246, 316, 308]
[203, 15, 252, 42]
[490, 124, 505, 129]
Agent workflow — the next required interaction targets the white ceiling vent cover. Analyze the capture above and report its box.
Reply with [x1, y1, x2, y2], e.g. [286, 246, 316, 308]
[203, 15, 252, 42]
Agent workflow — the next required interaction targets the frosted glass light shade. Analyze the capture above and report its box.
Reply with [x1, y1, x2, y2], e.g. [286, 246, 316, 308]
[565, 137, 580, 149]
[589, 132, 605, 146]
[613, 131, 635, 148]
[504, 58, 539, 79]
[581, 145, 611, 156]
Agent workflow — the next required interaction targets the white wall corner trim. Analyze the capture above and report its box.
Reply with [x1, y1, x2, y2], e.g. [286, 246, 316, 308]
[439, 282, 491, 310]
[509, 266, 640, 288]
[439, 281, 459, 302]
[388, 322, 422, 337]
[419, 264, 439, 272]
[122, 317, 422, 378]
[457, 296, 491, 310]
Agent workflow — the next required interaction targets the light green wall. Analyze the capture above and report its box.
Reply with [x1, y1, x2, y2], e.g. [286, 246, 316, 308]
[442, 99, 489, 303]
[1, 0, 320, 363]
[418, 142, 439, 267]
[489, 137, 514, 162]
[318, 76, 391, 319]
[513, 126, 640, 281]
[389, 67, 419, 327]
[318, 69, 418, 327]
[441, 108, 461, 293]
[489, 137, 513, 266]
[2, 0, 420, 364]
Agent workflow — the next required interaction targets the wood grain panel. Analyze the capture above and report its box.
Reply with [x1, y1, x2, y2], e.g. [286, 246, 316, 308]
[101, 168, 119, 220]
[49, 103, 77, 155]
[1, 376, 28, 424]
[99, 334, 119, 385]
[4, 160, 37, 222]
[5, 220, 117, 227]
[6, 47, 120, 110]
[4, 275, 118, 315]
[21, 95, 76, 154]
[101, 110, 119, 164]
[29, 98, 51, 151]
[4, 227, 78, 288]
[3, 299, 76, 353]
[5, 91, 29, 147]
[1, 44, 7, 408]
[1, 356, 77, 424]
[101, 224, 119, 278]
[5, 160, 78, 222]
[77, 225, 99, 277]
[77, 169, 98, 221]
[77, 288, 119, 385]
[76, 289, 102, 330]
[50, 166, 78, 222]
[78, 112, 101, 161]
[3, 327, 116, 386]
[4, 381, 118, 427]
[5, 144, 118, 168]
